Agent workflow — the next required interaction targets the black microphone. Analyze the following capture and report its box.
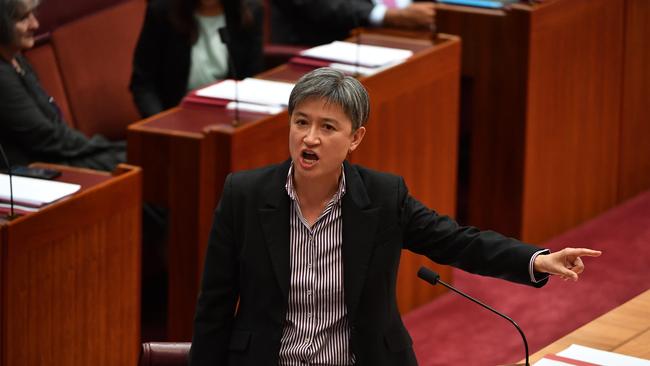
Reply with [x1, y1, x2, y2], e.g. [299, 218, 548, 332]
[353, 16, 362, 77]
[0, 143, 20, 220]
[417, 267, 530, 366]
[218, 26, 240, 126]
[431, 2, 438, 42]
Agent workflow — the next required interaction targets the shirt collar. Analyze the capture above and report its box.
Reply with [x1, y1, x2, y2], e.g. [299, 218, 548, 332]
[285, 162, 346, 203]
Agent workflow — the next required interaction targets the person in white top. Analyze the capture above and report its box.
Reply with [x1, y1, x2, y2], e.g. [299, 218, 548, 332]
[130, 0, 263, 118]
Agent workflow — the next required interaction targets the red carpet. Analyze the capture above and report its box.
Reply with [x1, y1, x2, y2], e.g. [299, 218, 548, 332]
[404, 190, 650, 365]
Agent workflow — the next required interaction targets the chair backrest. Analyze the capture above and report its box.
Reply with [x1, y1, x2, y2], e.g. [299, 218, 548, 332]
[51, 0, 145, 140]
[23, 40, 76, 127]
[139, 342, 191, 366]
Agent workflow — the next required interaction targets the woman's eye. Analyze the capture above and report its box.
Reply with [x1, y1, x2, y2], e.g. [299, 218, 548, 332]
[323, 124, 336, 131]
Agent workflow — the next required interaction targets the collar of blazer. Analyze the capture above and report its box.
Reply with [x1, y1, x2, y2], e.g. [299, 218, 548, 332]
[259, 159, 381, 321]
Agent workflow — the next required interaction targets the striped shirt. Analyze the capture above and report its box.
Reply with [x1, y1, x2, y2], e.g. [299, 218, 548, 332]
[279, 164, 354, 366]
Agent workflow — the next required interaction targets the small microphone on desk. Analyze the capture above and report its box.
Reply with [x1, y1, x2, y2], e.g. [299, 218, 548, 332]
[0, 144, 20, 221]
[218, 26, 240, 126]
[352, 17, 362, 77]
[431, 2, 438, 42]
[417, 267, 531, 366]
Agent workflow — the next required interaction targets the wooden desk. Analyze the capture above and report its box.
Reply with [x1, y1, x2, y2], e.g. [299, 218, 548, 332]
[0, 164, 141, 366]
[128, 32, 461, 340]
[528, 289, 650, 364]
[437, 0, 625, 243]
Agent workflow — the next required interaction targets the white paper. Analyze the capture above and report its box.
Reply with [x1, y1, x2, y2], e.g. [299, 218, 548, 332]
[557, 344, 650, 366]
[533, 358, 576, 366]
[0, 174, 80, 207]
[300, 41, 413, 68]
[196, 78, 294, 107]
[226, 101, 284, 115]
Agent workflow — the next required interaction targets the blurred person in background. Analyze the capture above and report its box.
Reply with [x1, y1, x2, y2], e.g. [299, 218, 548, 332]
[0, 0, 125, 171]
[130, 0, 263, 118]
[270, 0, 436, 46]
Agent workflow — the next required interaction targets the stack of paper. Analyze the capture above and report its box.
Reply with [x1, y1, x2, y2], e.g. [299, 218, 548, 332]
[195, 78, 295, 114]
[533, 344, 650, 366]
[295, 41, 413, 76]
[0, 174, 80, 209]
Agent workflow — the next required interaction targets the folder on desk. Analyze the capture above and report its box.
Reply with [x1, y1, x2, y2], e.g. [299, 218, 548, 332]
[298, 41, 413, 69]
[533, 344, 650, 366]
[0, 174, 80, 208]
[195, 78, 294, 107]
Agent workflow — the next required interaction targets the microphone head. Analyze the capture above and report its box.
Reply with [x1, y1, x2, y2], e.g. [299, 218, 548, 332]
[218, 26, 230, 44]
[417, 267, 440, 285]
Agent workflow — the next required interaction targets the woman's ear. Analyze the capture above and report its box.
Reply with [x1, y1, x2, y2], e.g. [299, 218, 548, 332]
[349, 126, 366, 153]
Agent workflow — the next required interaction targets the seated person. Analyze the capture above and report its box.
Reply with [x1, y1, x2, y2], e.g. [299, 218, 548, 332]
[271, 0, 436, 46]
[130, 0, 263, 118]
[0, 0, 125, 171]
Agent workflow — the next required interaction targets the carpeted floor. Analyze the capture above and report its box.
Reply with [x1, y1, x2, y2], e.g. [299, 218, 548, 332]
[404, 190, 650, 366]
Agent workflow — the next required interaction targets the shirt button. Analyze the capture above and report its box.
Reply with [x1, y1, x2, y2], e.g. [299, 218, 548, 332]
[307, 312, 312, 318]
[307, 290, 312, 295]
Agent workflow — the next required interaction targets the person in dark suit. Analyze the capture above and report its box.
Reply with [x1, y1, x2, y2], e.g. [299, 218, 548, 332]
[0, 0, 124, 171]
[130, 0, 263, 118]
[270, 0, 436, 46]
[189, 67, 601, 366]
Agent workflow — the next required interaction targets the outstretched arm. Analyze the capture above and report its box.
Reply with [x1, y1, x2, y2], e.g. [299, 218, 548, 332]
[533, 248, 602, 281]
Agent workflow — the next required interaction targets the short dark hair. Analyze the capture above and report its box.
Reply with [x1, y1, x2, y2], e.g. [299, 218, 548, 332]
[0, 0, 39, 46]
[288, 67, 370, 131]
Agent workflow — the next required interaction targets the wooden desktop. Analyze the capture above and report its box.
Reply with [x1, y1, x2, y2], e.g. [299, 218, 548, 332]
[128, 32, 461, 340]
[528, 289, 650, 363]
[0, 164, 141, 366]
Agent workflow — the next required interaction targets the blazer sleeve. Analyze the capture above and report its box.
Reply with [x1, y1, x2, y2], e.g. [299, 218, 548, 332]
[397, 177, 547, 287]
[273, 0, 375, 30]
[0, 63, 123, 169]
[130, 0, 166, 118]
[190, 174, 240, 366]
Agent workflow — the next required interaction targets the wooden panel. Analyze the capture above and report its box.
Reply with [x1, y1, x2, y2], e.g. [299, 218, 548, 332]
[0, 165, 141, 366]
[52, 0, 145, 140]
[437, 6, 530, 237]
[618, 0, 650, 202]
[522, 0, 623, 242]
[528, 290, 650, 363]
[439, 0, 627, 243]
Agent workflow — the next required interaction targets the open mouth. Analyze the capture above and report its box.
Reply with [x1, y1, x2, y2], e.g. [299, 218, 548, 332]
[301, 150, 319, 165]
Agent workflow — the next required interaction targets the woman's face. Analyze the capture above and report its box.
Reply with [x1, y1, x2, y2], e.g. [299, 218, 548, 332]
[11, 0, 39, 51]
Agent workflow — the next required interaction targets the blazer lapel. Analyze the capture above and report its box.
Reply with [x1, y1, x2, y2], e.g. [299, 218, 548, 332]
[259, 160, 292, 300]
[342, 162, 380, 321]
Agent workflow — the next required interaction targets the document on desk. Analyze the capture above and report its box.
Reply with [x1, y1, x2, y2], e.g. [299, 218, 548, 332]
[195, 78, 295, 108]
[299, 41, 413, 68]
[533, 344, 650, 366]
[0, 174, 80, 208]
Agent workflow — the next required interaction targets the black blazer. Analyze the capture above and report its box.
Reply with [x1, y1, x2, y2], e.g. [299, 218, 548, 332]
[270, 0, 375, 46]
[0, 56, 125, 171]
[129, 0, 264, 118]
[190, 160, 546, 366]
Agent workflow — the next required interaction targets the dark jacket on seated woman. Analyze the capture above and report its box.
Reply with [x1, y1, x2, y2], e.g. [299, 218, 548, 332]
[0, 55, 125, 171]
[130, 0, 264, 118]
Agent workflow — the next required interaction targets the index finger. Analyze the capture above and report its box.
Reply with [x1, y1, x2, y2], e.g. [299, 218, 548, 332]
[568, 248, 602, 257]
